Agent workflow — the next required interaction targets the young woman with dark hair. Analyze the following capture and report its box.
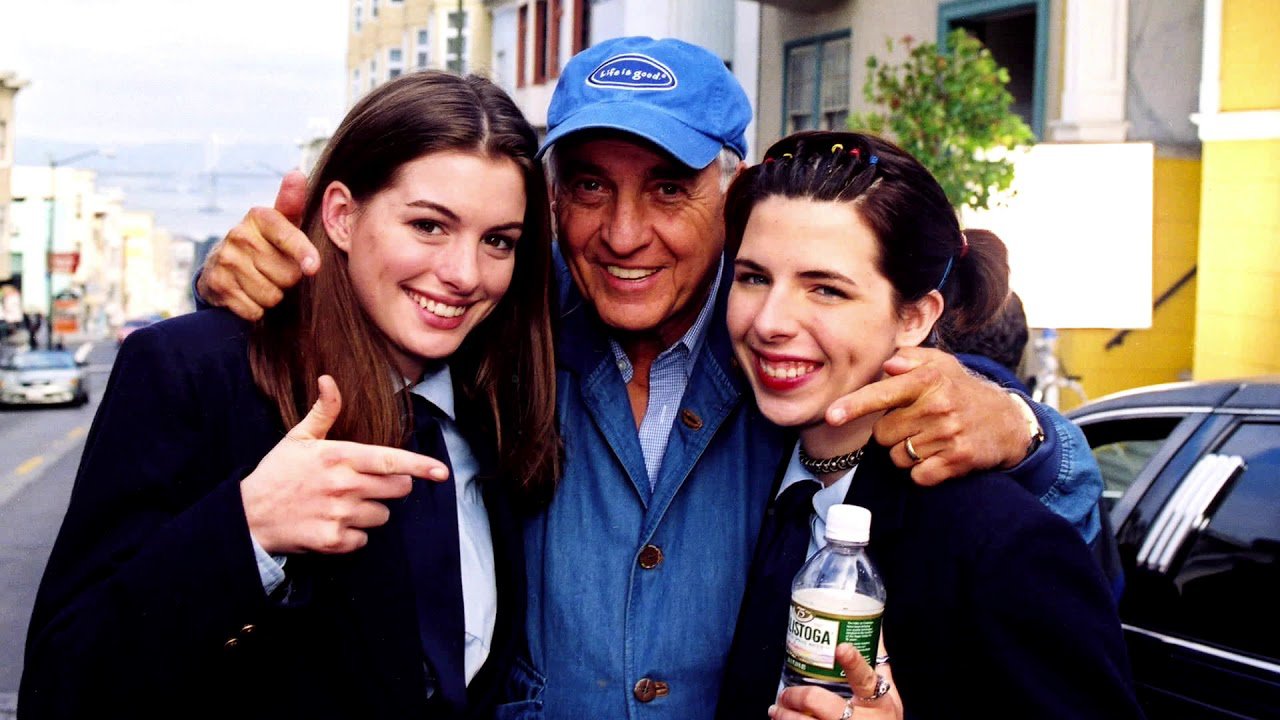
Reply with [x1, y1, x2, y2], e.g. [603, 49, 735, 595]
[717, 131, 1142, 720]
[20, 71, 558, 719]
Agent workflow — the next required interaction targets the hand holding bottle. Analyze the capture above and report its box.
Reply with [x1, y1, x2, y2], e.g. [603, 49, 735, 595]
[771, 641, 902, 720]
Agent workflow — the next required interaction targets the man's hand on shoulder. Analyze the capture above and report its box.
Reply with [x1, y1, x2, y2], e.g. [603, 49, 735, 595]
[825, 347, 1034, 485]
[197, 171, 318, 320]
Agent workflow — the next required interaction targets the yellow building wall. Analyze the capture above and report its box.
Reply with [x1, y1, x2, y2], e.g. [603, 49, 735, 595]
[1219, 0, 1280, 111]
[1056, 156, 1201, 409]
[1193, 139, 1280, 378]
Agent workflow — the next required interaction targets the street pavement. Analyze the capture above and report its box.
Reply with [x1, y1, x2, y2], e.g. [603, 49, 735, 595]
[0, 340, 116, 718]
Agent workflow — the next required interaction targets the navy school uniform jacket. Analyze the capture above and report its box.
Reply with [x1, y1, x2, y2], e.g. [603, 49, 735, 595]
[717, 441, 1145, 720]
[19, 309, 525, 719]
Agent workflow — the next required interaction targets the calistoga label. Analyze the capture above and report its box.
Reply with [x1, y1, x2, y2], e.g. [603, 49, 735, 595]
[784, 588, 883, 681]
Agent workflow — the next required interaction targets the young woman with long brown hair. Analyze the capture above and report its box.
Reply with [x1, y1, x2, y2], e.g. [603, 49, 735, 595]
[21, 71, 558, 719]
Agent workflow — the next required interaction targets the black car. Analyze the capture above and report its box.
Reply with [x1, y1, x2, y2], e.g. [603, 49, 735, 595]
[1068, 379, 1280, 719]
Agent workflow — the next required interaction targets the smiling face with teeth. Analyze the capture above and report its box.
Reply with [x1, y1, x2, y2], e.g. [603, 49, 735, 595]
[553, 135, 728, 352]
[323, 150, 527, 380]
[727, 197, 939, 430]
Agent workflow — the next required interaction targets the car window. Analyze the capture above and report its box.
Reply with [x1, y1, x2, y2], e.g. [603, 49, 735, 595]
[1123, 420, 1280, 663]
[10, 353, 76, 370]
[1080, 416, 1183, 511]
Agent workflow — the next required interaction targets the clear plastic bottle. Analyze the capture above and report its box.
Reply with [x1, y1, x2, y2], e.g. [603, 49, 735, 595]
[781, 504, 886, 697]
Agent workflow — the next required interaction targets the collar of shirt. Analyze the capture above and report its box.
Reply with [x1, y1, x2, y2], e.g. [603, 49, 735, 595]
[608, 255, 724, 383]
[407, 363, 456, 421]
[776, 441, 859, 560]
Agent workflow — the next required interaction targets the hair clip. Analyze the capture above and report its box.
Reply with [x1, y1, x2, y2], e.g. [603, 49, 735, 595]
[782, 152, 794, 159]
[868, 154, 880, 166]
[831, 143, 844, 153]
[850, 148, 861, 160]
[764, 157, 776, 164]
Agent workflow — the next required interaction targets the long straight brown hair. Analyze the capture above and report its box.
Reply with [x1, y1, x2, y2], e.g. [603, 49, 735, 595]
[249, 71, 559, 504]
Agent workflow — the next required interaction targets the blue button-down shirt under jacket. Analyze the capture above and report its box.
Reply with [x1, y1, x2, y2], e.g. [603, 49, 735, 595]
[525, 256, 791, 720]
[522, 248, 1102, 720]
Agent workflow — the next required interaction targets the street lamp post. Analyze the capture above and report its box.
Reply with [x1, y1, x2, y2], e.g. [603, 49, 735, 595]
[45, 148, 111, 349]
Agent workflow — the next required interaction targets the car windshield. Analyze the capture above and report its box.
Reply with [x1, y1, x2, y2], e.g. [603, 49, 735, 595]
[6, 353, 77, 370]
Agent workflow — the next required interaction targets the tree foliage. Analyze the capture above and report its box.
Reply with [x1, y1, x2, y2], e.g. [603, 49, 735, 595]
[849, 29, 1035, 211]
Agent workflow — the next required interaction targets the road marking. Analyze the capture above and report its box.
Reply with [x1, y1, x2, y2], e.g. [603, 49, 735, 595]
[15, 456, 44, 475]
[0, 428, 89, 508]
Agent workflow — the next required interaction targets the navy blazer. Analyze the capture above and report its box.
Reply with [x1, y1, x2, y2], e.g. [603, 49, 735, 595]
[718, 442, 1144, 720]
[20, 309, 525, 719]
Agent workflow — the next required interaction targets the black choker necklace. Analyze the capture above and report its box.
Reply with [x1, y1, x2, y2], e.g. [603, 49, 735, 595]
[799, 444, 866, 474]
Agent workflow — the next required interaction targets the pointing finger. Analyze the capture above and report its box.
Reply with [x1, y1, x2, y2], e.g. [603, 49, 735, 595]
[826, 371, 929, 426]
[337, 443, 449, 481]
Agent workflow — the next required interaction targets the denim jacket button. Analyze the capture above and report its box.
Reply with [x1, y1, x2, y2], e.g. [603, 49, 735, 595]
[633, 677, 670, 702]
[637, 544, 664, 569]
[680, 409, 703, 430]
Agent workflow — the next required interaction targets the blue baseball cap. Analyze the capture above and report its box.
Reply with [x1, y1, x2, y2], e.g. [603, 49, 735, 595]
[538, 36, 751, 169]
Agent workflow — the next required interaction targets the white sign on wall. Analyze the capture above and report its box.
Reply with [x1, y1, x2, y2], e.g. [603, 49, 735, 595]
[962, 142, 1154, 329]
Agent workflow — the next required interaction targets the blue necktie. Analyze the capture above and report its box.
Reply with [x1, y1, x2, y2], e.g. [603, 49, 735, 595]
[403, 393, 466, 708]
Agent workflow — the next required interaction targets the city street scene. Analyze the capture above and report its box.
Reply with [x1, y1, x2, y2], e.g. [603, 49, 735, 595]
[1, 0, 1277, 718]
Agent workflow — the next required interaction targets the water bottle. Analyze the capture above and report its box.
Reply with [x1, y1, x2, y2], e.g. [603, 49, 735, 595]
[781, 504, 886, 696]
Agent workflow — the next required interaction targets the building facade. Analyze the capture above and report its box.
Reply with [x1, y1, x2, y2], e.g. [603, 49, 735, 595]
[1, 72, 27, 284]
[347, 0, 493, 107]
[485, 0, 764, 149]
[749, 0, 1280, 402]
[1188, 0, 1280, 380]
[8, 165, 193, 335]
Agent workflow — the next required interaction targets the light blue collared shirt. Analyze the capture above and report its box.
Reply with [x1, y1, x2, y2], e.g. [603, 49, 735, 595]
[609, 257, 723, 487]
[251, 364, 495, 684]
[774, 442, 859, 560]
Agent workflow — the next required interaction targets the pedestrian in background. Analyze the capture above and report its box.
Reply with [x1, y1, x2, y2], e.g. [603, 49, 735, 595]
[936, 242, 1032, 393]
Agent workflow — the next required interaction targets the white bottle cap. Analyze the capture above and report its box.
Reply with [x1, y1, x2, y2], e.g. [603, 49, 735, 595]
[825, 504, 871, 543]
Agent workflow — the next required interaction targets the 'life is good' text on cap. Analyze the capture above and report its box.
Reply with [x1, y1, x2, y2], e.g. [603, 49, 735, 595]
[538, 36, 751, 169]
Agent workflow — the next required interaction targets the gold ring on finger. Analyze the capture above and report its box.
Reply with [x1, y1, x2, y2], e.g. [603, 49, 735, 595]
[904, 436, 923, 463]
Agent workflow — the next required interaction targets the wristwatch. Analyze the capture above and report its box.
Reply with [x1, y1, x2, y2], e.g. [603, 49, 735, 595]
[1008, 391, 1046, 461]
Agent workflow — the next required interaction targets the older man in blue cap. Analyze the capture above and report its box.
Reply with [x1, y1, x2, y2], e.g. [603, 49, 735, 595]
[520, 36, 1101, 719]
[193, 36, 1102, 720]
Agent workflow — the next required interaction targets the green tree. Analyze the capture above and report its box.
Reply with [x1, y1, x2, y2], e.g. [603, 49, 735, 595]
[850, 29, 1035, 211]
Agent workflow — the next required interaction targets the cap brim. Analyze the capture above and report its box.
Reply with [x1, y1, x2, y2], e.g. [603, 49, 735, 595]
[537, 101, 724, 169]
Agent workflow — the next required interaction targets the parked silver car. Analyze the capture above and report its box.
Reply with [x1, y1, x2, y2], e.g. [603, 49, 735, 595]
[0, 350, 90, 406]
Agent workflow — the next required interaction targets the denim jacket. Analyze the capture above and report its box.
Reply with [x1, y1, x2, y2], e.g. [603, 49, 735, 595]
[508, 254, 1102, 720]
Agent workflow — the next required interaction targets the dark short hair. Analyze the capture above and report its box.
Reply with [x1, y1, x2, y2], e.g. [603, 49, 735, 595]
[939, 283, 1028, 373]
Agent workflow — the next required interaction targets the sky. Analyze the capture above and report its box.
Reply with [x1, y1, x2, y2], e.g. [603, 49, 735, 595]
[0, 0, 348, 145]
[0, 0, 349, 238]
